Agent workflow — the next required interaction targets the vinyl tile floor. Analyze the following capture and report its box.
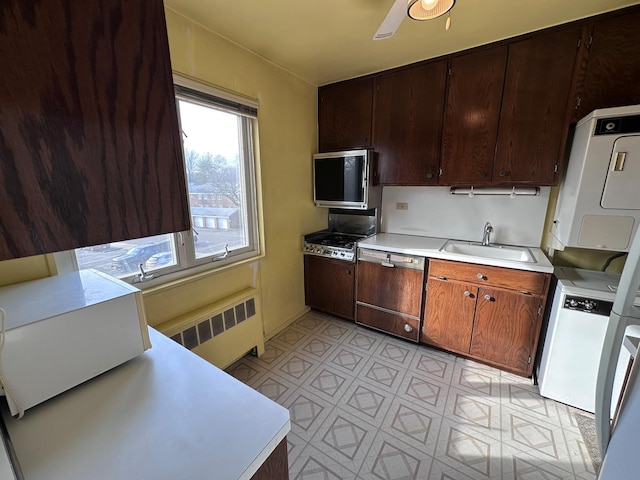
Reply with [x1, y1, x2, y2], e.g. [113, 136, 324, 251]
[226, 311, 598, 480]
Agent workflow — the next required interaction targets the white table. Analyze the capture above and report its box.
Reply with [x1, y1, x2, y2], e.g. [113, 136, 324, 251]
[1, 328, 290, 480]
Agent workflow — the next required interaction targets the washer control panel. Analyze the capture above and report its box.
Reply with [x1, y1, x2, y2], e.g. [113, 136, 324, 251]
[563, 295, 614, 315]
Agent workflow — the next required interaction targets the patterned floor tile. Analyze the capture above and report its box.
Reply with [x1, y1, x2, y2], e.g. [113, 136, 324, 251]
[359, 430, 434, 479]
[289, 443, 359, 480]
[338, 379, 394, 426]
[434, 422, 502, 479]
[344, 328, 384, 354]
[293, 312, 330, 332]
[500, 443, 576, 480]
[328, 345, 368, 378]
[359, 356, 408, 393]
[307, 408, 377, 474]
[228, 313, 599, 480]
[320, 320, 355, 342]
[502, 410, 572, 464]
[443, 387, 502, 441]
[300, 336, 339, 361]
[381, 396, 441, 454]
[412, 350, 456, 384]
[225, 357, 268, 386]
[251, 371, 296, 405]
[372, 337, 418, 368]
[451, 365, 502, 404]
[306, 365, 355, 404]
[397, 372, 450, 415]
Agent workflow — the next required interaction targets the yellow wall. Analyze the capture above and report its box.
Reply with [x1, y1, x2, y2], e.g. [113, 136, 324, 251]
[152, 9, 325, 336]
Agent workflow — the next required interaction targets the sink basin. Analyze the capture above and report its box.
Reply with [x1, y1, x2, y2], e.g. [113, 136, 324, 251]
[440, 240, 536, 263]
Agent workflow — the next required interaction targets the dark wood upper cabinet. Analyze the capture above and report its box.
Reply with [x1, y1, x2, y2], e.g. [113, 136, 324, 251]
[318, 77, 373, 152]
[373, 61, 447, 185]
[0, 0, 189, 260]
[575, 8, 640, 120]
[440, 46, 507, 185]
[493, 27, 581, 185]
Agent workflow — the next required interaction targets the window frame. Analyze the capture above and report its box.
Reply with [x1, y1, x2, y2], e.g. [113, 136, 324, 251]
[55, 76, 261, 287]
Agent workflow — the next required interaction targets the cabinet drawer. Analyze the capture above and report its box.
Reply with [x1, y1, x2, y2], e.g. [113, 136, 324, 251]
[356, 304, 420, 342]
[429, 259, 548, 295]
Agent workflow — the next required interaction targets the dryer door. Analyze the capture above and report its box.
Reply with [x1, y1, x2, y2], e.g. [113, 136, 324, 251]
[601, 135, 640, 209]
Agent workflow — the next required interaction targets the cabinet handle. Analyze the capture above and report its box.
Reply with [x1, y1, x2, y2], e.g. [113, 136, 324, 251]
[484, 294, 493, 301]
[479, 172, 486, 178]
[498, 170, 506, 177]
[404, 324, 413, 333]
[464, 290, 472, 297]
[476, 273, 485, 280]
[426, 173, 433, 179]
[346, 269, 351, 275]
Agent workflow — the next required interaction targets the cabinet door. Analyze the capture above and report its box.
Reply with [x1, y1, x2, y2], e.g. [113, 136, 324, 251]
[422, 278, 477, 353]
[304, 256, 355, 320]
[0, 0, 189, 260]
[440, 46, 507, 185]
[318, 78, 373, 152]
[470, 287, 540, 375]
[356, 261, 424, 318]
[576, 8, 640, 120]
[374, 62, 447, 185]
[494, 28, 581, 185]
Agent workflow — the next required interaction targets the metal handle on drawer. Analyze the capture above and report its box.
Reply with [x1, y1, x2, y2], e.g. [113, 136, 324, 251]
[464, 290, 472, 297]
[484, 294, 493, 301]
[477, 273, 485, 280]
[404, 324, 413, 333]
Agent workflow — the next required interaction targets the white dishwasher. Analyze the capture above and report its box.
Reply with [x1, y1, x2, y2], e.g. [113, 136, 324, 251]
[537, 267, 640, 414]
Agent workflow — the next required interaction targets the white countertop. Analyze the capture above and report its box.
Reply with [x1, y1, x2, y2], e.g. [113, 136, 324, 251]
[1, 328, 290, 480]
[358, 233, 554, 273]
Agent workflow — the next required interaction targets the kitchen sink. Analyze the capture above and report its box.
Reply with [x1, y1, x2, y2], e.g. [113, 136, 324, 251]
[440, 240, 536, 263]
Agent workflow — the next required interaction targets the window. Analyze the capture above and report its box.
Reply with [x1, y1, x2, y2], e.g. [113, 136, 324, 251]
[65, 77, 260, 284]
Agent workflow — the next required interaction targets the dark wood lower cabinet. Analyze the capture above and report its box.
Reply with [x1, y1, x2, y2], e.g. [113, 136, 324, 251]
[470, 287, 540, 375]
[251, 437, 289, 480]
[304, 255, 355, 320]
[422, 259, 550, 376]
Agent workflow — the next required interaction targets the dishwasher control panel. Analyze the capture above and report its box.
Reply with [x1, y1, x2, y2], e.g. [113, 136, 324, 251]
[563, 295, 614, 315]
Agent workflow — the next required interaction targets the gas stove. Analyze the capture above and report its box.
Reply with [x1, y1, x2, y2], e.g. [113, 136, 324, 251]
[303, 231, 364, 262]
[303, 208, 379, 262]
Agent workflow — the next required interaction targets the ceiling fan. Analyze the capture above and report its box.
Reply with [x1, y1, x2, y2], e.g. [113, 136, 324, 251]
[374, 0, 455, 40]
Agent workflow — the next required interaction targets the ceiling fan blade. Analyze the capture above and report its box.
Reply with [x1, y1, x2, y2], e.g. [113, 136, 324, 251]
[373, 0, 407, 40]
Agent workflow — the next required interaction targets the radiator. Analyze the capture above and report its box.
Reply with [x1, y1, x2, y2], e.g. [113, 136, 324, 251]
[156, 287, 264, 369]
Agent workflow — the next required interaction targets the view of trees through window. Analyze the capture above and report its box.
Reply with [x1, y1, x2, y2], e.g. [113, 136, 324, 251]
[72, 89, 257, 282]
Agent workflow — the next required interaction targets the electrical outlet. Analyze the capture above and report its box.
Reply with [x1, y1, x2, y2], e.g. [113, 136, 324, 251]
[396, 202, 409, 210]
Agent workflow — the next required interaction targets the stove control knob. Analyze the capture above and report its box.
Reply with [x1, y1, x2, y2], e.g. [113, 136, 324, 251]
[315, 248, 322, 253]
[584, 301, 595, 311]
[568, 299, 578, 308]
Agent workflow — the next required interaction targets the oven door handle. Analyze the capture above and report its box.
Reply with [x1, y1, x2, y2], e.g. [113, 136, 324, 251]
[381, 261, 395, 268]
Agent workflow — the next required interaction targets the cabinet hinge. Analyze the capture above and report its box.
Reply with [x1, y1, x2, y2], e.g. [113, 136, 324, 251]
[587, 34, 593, 48]
[425, 283, 428, 292]
[537, 305, 542, 316]
[439, 167, 443, 177]
[575, 95, 582, 109]
[554, 164, 558, 173]
[528, 356, 531, 364]
[577, 37, 581, 49]
[448, 67, 452, 77]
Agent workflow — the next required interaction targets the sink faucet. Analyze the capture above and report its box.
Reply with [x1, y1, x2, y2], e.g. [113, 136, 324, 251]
[482, 222, 493, 246]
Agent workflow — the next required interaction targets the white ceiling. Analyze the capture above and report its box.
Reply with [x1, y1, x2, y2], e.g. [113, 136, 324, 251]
[164, 0, 640, 86]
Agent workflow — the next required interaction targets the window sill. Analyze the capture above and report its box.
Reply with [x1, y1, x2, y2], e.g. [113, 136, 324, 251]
[139, 252, 264, 294]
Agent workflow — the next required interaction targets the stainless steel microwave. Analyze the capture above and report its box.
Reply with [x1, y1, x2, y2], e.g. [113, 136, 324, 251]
[313, 149, 381, 209]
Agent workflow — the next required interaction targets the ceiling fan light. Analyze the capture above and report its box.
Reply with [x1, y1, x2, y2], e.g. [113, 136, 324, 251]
[408, 0, 455, 20]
